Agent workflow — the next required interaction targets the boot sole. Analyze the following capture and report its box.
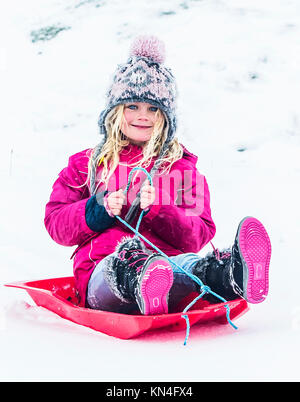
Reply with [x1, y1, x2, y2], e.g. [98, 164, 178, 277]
[137, 255, 173, 315]
[237, 217, 271, 303]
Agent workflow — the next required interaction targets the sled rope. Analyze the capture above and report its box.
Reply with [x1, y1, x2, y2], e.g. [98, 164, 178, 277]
[116, 167, 238, 345]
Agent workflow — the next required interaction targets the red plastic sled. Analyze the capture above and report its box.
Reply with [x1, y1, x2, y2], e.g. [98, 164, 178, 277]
[5, 276, 249, 339]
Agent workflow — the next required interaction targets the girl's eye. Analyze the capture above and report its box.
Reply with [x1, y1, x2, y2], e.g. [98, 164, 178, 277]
[126, 104, 158, 112]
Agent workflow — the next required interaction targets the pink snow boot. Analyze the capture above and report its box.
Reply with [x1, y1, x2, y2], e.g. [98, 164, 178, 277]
[231, 217, 271, 303]
[110, 236, 174, 315]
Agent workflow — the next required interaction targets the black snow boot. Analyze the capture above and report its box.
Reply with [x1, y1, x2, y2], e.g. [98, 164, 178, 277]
[106, 236, 174, 315]
[229, 216, 271, 303]
[192, 216, 271, 304]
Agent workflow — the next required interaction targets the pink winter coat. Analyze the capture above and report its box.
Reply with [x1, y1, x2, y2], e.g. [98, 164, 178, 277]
[44, 143, 216, 306]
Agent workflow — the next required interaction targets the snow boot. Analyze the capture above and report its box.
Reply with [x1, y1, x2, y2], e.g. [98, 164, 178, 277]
[108, 236, 174, 315]
[230, 216, 271, 303]
[192, 216, 271, 304]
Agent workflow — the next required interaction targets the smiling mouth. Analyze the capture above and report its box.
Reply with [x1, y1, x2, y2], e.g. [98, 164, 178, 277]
[132, 124, 152, 129]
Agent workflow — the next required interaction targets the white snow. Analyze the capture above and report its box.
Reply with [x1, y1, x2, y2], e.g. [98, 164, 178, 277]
[1, 0, 300, 382]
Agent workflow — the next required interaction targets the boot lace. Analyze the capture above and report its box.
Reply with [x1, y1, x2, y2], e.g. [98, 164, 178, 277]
[118, 248, 149, 273]
[210, 241, 231, 261]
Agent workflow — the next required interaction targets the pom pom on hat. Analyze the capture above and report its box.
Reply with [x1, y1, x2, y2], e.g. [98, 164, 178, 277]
[130, 35, 166, 64]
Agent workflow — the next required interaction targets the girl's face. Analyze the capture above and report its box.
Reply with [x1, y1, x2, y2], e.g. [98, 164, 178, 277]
[121, 102, 161, 146]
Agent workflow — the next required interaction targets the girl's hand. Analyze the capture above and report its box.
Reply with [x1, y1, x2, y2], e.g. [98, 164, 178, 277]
[140, 179, 155, 210]
[106, 189, 126, 216]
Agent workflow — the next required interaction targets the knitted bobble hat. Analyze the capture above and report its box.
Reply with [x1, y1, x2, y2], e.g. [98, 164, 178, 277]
[98, 35, 177, 143]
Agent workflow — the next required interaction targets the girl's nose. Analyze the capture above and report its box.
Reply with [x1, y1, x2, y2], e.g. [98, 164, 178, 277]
[137, 108, 150, 120]
[138, 115, 149, 121]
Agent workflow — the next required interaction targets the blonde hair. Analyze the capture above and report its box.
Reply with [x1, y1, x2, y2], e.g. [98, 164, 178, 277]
[88, 104, 183, 193]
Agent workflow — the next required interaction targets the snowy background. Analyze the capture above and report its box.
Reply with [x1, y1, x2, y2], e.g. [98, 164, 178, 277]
[1, 0, 300, 382]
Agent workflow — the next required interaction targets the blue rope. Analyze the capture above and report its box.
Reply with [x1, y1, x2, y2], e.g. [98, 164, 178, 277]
[116, 167, 238, 345]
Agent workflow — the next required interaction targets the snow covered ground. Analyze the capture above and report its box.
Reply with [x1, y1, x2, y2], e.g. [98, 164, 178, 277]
[1, 0, 300, 382]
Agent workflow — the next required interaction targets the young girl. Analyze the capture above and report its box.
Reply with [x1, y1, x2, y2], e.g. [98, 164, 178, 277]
[44, 36, 271, 316]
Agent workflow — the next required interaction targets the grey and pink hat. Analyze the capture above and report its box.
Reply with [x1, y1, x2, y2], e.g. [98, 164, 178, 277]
[98, 35, 177, 143]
